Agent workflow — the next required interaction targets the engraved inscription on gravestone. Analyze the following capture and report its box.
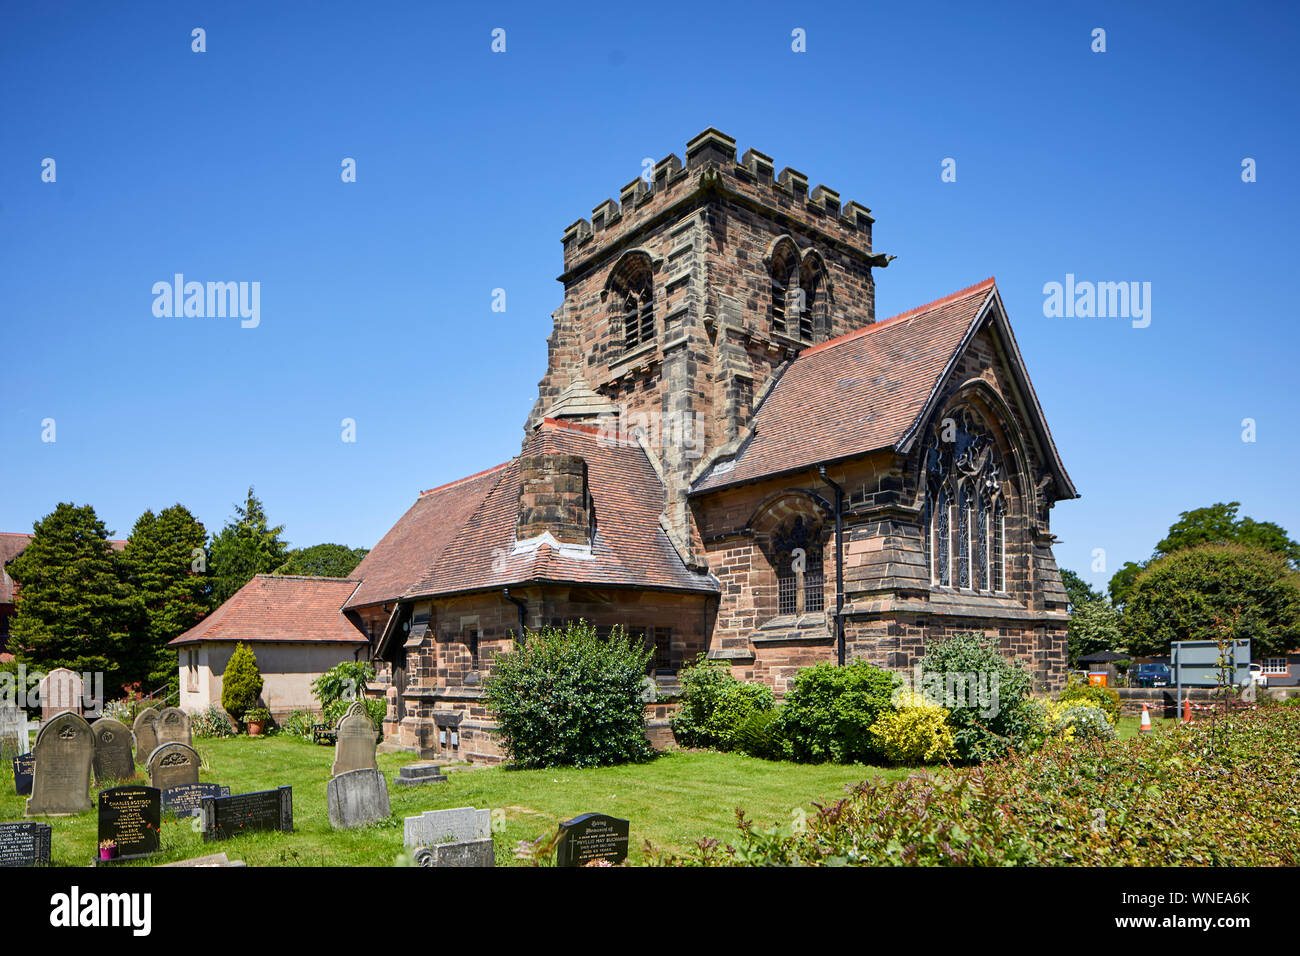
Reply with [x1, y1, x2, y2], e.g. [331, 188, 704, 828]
[97, 786, 162, 861]
[331, 702, 379, 776]
[91, 717, 135, 784]
[555, 813, 630, 867]
[133, 710, 161, 765]
[201, 786, 293, 842]
[13, 753, 35, 796]
[147, 742, 201, 791]
[26, 711, 93, 816]
[0, 821, 52, 867]
[157, 707, 193, 749]
[326, 768, 390, 829]
[163, 783, 230, 818]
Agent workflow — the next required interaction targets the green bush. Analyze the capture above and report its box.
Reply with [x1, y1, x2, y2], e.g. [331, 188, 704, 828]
[669, 656, 775, 751]
[221, 642, 264, 725]
[483, 620, 653, 769]
[313, 660, 385, 731]
[730, 708, 787, 761]
[868, 693, 956, 765]
[277, 709, 318, 741]
[191, 705, 235, 738]
[918, 633, 1036, 762]
[1059, 674, 1121, 725]
[775, 660, 900, 764]
[1057, 704, 1116, 741]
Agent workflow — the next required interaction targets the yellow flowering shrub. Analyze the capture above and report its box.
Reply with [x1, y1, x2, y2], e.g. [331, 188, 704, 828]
[869, 692, 956, 764]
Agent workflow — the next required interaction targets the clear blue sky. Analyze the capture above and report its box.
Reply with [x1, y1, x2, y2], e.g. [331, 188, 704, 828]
[2, 1, 1297, 596]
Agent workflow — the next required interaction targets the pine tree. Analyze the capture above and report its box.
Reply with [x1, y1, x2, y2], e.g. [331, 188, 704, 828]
[221, 642, 264, 724]
[208, 487, 289, 604]
[6, 503, 145, 694]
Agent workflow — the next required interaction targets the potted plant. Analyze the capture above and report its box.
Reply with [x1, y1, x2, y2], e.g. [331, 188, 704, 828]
[244, 706, 271, 737]
[98, 839, 118, 861]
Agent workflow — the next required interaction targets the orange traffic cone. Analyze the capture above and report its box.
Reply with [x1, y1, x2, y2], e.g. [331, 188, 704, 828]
[1139, 703, 1153, 733]
[1182, 698, 1193, 723]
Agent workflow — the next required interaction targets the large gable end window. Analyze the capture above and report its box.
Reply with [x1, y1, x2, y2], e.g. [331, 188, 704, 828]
[926, 409, 1009, 594]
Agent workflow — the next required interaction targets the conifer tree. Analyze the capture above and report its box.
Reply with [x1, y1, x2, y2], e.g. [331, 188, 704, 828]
[208, 487, 289, 604]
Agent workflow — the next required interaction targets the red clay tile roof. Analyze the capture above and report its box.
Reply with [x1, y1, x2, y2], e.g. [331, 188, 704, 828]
[403, 421, 718, 599]
[343, 465, 509, 610]
[692, 278, 998, 493]
[169, 575, 368, 646]
[1, 532, 126, 605]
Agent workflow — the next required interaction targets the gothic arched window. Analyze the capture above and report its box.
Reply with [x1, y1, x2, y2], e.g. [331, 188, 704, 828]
[925, 410, 1009, 593]
[769, 239, 799, 336]
[772, 515, 824, 616]
[605, 252, 655, 353]
[798, 255, 826, 341]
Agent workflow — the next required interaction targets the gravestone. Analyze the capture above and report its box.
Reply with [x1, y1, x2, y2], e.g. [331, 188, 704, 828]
[163, 783, 231, 818]
[13, 753, 35, 795]
[133, 710, 161, 764]
[395, 761, 447, 787]
[555, 813, 630, 867]
[147, 742, 201, 791]
[326, 768, 390, 829]
[37, 667, 84, 719]
[97, 786, 162, 861]
[91, 717, 135, 784]
[26, 711, 93, 815]
[201, 786, 293, 842]
[0, 821, 52, 867]
[0, 705, 25, 758]
[404, 806, 494, 867]
[331, 702, 379, 776]
[156, 707, 193, 749]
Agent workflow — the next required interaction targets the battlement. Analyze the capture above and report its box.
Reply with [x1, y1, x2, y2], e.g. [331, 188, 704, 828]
[560, 128, 882, 275]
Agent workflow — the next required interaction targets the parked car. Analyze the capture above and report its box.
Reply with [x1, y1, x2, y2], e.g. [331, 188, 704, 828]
[1247, 663, 1269, 687]
[1133, 662, 1171, 687]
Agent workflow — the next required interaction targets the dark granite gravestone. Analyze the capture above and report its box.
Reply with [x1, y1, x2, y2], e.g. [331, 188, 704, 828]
[331, 702, 379, 776]
[133, 710, 161, 764]
[26, 711, 94, 815]
[201, 786, 293, 842]
[163, 783, 231, 818]
[13, 753, 35, 796]
[91, 717, 135, 784]
[327, 768, 390, 829]
[147, 742, 201, 791]
[0, 821, 52, 867]
[555, 813, 630, 867]
[156, 708, 193, 749]
[97, 786, 162, 861]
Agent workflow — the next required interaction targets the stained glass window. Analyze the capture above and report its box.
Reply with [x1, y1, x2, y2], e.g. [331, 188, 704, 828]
[927, 410, 1007, 593]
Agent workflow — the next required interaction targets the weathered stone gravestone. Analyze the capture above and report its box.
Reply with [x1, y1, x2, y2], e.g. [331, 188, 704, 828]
[147, 742, 201, 791]
[331, 702, 379, 777]
[156, 707, 192, 749]
[0, 821, 52, 867]
[97, 786, 162, 861]
[91, 717, 135, 784]
[395, 761, 447, 787]
[404, 806, 494, 867]
[37, 668, 84, 720]
[0, 705, 26, 759]
[163, 783, 230, 818]
[26, 711, 93, 815]
[201, 786, 293, 842]
[327, 768, 390, 829]
[13, 753, 35, 795]
[555, 813, 630, 867]
[133, 710, 161, 764]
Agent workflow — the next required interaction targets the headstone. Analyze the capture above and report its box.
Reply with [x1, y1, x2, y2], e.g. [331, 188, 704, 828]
[156, 707, 193, 749]
[0, 705, 24, 758]
[133, 710, 161, 764]
[37, 667, 84, 719]
[395, 761, 447, 787]
[91, 717, 135, 784]
[0, 821, 52, 867]
[412, 840, 495, 867]
[404, 806, 491, 847]
[163, 783, 231, 818]
[147, 742, 201, 791]
[555, 813, 630, 867]
[326, 768, 391, 829]
[13, 752, 35, 795]
[97, 786, 162, 861]
[201, 786, 293, 842]
[331, 703, 379, 776]
[158, 852, 246, 867]
[25, 711, 93, 815]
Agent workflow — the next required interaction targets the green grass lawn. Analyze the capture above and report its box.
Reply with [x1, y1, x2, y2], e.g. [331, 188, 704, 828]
[1, 737, 906, 866]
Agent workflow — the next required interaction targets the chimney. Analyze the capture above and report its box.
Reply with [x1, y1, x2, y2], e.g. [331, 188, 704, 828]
[516, 454, 593, 546]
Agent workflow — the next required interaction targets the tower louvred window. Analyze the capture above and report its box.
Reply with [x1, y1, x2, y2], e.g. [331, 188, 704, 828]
[608, 252, 655, 353]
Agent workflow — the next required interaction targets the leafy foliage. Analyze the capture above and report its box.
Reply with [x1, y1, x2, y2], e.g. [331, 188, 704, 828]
[774, 661, 900, 764]
[918, 633, 1036, 762]
[1066, 599, 1124, 666]
[1059, 674, 1121, 725]
[220, 642, 264, 724]
[312, 660, 385, 729]
[1056, 704, 1116, 742]
[273, 543, 369, 578]
[6, 502, 146, 694]
[1059, 568, 1103, 610]
[669, 656, 775, 751]
[1120, 544, 1300, 657]
[208, 487, 290, 605]
[483, 620, 653, 769]
[868, 692, 956, 764]
[1156, 501, 1300, 567]
[192, 705, 235, 738]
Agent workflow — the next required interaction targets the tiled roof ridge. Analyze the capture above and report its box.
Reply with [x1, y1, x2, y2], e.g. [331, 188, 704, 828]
[799, 276, 997, 358]
[539, 417, 605, 437]
[252, 574, 362, 584]
[419, 462, 510, 497]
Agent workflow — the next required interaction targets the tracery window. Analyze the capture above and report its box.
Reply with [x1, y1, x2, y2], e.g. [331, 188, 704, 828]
[773, 515, 824, 615]
[925, 410, 1008, 592]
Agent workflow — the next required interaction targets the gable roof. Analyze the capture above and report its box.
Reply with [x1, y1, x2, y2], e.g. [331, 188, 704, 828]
[691, 278, 1075, 498]
[402, 420, 718, 600]
[343, 465, 509, 611]
[1, 532, 127, 605]
[169, 575, 368, 647]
